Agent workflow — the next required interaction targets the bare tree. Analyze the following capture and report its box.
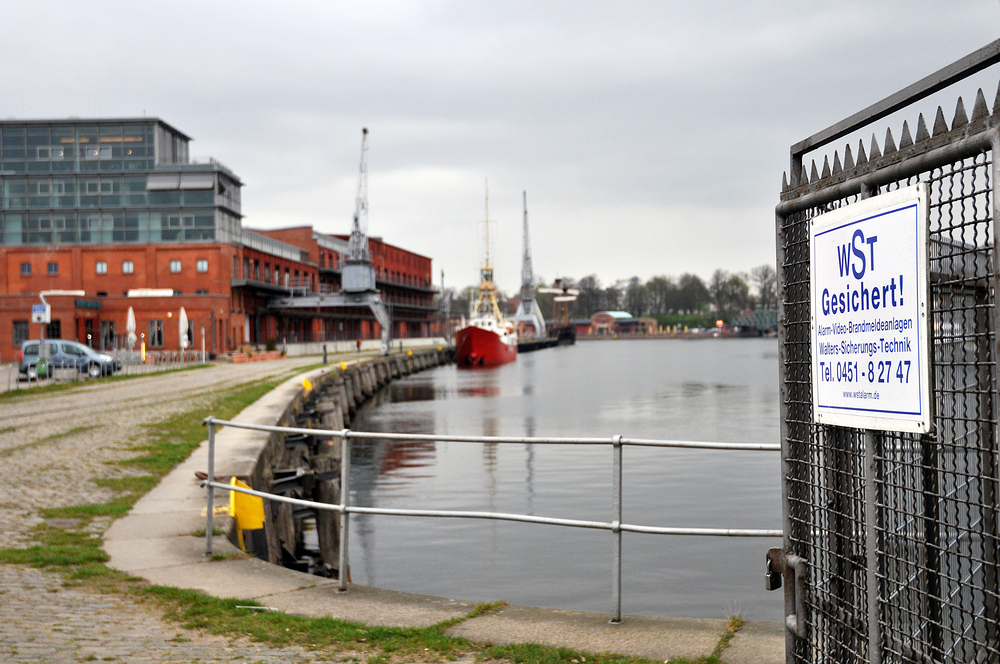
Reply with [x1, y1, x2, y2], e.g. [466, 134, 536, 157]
[575, 275, 603, 317]
[751, 264, 777, 309]
[623, 277, 646, 316]
[646, 275, 676, 315]
[709, 269, 729, 312]
[677, 273, 709, 313]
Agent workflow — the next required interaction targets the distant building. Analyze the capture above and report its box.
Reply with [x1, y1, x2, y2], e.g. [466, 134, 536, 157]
[589, 311, 656, 336]
[733, 308, 778, 336]
[0, 117, 435, 362]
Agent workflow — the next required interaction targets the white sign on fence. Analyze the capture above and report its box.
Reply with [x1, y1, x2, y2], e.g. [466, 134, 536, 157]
[810, 184, 931, 433]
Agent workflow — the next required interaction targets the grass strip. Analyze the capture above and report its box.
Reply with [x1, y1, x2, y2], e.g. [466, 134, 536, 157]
[0, 424, 103, 458]
[136, 585, 492, 657]
[486, 616, 744, 664]
[709, 615, 744, 662]
[120, 376, 284, 476]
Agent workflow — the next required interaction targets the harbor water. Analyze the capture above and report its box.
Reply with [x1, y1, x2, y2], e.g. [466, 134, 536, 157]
[348, 337, 783, 621]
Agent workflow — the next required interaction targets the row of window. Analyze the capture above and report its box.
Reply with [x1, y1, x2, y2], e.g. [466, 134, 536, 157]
[2, 188, 216, 209]
[237, 255, 311, 288]
[7, 144, 152, 161]
[0, 159, 157, 175]
[19, 258, 209, 276]
[1, 124, 153, 145]
[1, 209, 218, 246]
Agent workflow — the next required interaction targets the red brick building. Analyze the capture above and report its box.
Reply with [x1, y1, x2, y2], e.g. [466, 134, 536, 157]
[0, 118, 437, 363]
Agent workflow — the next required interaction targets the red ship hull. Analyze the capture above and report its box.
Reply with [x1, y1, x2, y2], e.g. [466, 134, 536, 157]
[455, 325, 517, 366]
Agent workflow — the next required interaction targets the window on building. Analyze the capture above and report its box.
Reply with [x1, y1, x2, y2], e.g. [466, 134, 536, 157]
[122, 260, 134, 274]
[196, 259, 208, 273]
[47, 320, 61, 339]
[170, 260, 181, 273]
[148, 320, 163, 348]
[95, 261, 107, 274]
[21, 262, 31, 276]
[13, 320, 29, 347]
[195, 289, 209, 295]
[47, 262, 58, 275]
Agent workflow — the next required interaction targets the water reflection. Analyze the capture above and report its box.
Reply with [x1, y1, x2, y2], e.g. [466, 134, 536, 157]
[350, 407, 437, 586]
[458, 385, 502, 398]
[389, 382, 436, 402]
[348, 339, 782, 621]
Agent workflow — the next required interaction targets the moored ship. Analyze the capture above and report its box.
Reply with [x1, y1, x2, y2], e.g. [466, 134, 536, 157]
[455, 181, 517, 366]
[455, 314, 517, 365]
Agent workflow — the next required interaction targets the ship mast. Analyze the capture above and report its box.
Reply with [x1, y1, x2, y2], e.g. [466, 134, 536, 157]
[481, 177, 493, 283]
[474, 178, 503, 321]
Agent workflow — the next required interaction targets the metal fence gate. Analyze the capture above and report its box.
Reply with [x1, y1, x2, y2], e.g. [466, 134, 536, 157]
[775, 41, 1000, 664]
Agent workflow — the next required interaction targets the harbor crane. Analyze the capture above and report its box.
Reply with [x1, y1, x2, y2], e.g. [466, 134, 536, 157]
[272, 128, 392, 354]
[511, 191, 547, 338]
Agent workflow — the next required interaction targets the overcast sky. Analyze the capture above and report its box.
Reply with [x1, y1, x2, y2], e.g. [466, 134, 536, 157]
[5, 2, 1000, 293]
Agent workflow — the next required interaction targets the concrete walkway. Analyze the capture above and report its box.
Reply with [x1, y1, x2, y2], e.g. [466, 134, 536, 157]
[103, 363, 785, 663]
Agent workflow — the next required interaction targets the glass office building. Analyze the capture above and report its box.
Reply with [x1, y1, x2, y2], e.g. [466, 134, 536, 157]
[0, 118, 242, 246]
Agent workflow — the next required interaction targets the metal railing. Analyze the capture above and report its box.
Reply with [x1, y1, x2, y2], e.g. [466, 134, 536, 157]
[1, 353, 208, 393]
[201, 417, 780, 623]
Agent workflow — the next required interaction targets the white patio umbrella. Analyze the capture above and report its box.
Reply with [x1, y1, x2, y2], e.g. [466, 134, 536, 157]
[126, 306, 137, 349]
[179, 307, 190, 351]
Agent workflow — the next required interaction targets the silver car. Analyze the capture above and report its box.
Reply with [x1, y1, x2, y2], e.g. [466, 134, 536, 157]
[18, 339, 122, 379]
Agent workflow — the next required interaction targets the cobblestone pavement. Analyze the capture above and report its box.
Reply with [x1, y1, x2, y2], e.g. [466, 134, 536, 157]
[0, 358, 365, 663]
[0, 358, 316, 547]
[0, 566, 323, 663]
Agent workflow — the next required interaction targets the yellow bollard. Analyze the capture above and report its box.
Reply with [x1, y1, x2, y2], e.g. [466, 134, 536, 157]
[229, 478, 264, 552]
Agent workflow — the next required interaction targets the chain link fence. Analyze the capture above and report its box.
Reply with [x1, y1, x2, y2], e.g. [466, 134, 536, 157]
[776, 41, 1000, 664]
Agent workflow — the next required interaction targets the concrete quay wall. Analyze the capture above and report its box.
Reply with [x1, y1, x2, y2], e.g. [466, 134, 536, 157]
[280, 336, 450, 357]
[227, 347, 452, 570]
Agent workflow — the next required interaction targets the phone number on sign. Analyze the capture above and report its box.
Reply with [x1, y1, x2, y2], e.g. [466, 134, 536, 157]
[818, 360, 911, 384]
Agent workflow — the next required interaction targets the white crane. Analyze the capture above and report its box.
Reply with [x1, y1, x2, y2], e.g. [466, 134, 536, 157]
[512, 191, 547, 337]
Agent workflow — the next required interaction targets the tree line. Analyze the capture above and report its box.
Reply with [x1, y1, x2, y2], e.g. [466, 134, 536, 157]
[444, 264, 776, 328]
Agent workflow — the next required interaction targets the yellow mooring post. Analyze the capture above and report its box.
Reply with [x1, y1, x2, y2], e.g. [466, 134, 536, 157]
[229, 478, 265, 553]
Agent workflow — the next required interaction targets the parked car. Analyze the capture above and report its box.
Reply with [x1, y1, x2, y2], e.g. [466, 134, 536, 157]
[18, 339, 122, 379]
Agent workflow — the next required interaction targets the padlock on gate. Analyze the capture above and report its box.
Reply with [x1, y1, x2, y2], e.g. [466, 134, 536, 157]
[765, 556, 782, 591]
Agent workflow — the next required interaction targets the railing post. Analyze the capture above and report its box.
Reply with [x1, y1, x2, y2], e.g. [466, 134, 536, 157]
[205, 418, 216, 556]
[611, 434, 623, 624]
[338, 431, 351, 591]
